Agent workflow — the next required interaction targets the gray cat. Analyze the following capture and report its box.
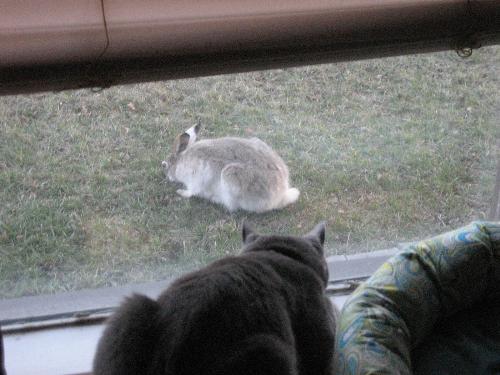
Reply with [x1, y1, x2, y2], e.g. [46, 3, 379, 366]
[162, 123, 299, 212]
[93, 222, 336, 375]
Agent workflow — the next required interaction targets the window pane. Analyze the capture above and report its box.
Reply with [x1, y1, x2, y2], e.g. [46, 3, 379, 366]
[1, 46, 498, 298]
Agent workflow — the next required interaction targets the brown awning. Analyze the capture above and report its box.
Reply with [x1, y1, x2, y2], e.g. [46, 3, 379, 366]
[1, 0, 499, 95]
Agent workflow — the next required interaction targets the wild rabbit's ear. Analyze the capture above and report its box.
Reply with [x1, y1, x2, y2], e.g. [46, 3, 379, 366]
[305, 221, 326, 246]
[184, 122, 200, 145]
[194, 120, 201, 135]
[242, 220, 259, 244]
[176, 132, 190, 154]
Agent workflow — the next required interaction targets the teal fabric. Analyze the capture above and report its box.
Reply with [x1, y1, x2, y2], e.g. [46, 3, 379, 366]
[335, 221, 500, 375]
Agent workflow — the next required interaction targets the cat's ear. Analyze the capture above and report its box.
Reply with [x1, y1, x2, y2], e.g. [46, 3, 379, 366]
[242, 220, 259, 244]
[305, 221, 326, 246]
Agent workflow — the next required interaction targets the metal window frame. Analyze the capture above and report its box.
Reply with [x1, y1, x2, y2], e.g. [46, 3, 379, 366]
[1, 0, 500, 95]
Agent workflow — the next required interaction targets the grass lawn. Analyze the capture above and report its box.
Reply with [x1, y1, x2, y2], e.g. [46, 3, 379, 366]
[0, 47, 499, 298]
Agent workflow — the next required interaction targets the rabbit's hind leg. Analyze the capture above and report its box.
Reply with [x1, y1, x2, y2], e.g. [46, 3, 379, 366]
[220, 163, 246, 212]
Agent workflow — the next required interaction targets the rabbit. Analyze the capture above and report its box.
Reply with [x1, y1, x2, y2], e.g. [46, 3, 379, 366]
[162, 123, 299, 212]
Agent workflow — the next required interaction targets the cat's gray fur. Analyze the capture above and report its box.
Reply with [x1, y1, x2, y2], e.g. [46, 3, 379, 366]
[93, 222, 337, 375]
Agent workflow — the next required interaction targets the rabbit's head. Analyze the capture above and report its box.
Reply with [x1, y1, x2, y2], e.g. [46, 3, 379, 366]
[162, 123, 201, 181]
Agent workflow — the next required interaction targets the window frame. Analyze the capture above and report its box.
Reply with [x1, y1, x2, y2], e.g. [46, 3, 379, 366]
[1, 0, 499, 95]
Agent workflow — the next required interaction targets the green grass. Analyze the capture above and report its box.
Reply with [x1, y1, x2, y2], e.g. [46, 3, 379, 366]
[0, 47, 499, 297]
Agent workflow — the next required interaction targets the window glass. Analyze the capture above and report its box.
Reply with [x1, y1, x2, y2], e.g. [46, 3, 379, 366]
[1, 46, 498, 298]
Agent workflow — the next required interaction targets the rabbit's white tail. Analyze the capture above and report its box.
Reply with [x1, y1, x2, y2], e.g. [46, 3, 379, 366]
[279, 188, 300, 208]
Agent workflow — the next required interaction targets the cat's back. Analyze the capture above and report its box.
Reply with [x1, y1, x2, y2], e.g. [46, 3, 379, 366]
[154, 255, 299, 374]
[158, 254, 285, 313]
[157, 250, 322, 342]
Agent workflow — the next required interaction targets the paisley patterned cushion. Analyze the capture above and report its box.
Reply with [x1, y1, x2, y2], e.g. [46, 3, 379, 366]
[335, 221, 500, 374]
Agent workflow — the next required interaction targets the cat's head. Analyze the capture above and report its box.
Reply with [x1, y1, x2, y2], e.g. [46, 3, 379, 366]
[241, 221, 328, 284]
[162, 122, 201, 181]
